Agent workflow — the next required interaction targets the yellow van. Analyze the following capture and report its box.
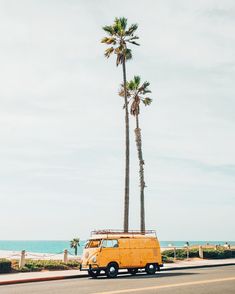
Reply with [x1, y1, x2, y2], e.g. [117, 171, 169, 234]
[80, 230, 162, 278]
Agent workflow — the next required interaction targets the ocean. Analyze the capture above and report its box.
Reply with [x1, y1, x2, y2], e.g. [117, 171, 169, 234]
[0, 240, 234, 256]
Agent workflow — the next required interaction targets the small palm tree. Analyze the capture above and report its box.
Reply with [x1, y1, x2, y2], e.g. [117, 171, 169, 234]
[101, 17, 140, 232]
[70, 238, 80, 256]
[119, 76, 152, 232]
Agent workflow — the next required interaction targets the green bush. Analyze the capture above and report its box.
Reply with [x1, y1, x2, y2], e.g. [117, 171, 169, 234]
[162, 255, 174, 263]
[66, 260, 80, 268]
[0, 259, 12, 273]
[203, 249, 233, 259]
[162, 248, 235, 260]
[24, 262, 43, 272]
[188, 248, 199, 258]
[162, 249, 187, 259]
[21, 260, 80, 272]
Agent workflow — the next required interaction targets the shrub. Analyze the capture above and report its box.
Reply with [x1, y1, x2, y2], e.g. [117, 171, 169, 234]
[20, 260, 78, 272]
[24, 262, 43, 272]
[162, 255, 174, 263]
[189, 248, 199, 258]
[66, 260, 80, 268]
[0, 259, 12, 273]
[162, 249, 187, 259]
[162, 248, 235, 260]
[203, 249, 233, 259]
[232, 250, 235, 258]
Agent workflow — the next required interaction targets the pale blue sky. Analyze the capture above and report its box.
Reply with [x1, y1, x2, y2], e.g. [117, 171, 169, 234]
[0, 0, 234, 240]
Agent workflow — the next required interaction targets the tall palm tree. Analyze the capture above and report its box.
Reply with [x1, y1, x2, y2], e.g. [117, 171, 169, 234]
[101, 17, 139, 232]
[119, 76, 152, 232]
[70, 238, 80, 256]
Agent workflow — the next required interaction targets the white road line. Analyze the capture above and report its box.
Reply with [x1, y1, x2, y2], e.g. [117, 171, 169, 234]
[93, 276, 235, 294]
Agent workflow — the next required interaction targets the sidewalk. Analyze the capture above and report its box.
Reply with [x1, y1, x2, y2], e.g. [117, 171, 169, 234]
[0, 259, 234, 286]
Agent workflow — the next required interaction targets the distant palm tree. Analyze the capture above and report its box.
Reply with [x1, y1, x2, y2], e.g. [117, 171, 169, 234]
[119, 76, 152, 232]
[101, 17, 140, 232]
[70, 238, 80, 256]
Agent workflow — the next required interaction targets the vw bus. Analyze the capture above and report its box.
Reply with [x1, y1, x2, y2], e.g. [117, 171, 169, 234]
[80, 230, 162, 278]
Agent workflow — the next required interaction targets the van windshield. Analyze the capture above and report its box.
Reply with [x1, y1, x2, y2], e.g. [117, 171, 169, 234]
[85, 239, 101, 248]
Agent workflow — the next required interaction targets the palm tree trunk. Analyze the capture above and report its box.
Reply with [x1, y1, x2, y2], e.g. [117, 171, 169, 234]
[75, 246, 77, 256]
[134, 115, 145, 233]
[122, 58, 130, 232]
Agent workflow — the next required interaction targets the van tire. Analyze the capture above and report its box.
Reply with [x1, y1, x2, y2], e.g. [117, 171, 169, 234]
[88, 269, 100, 278]
[128, 268, 138, 275]
[106, 262, 119, 278]
[145, 263, 156, 275]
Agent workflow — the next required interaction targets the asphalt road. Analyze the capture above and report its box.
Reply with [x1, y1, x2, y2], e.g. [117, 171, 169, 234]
[1, 266, 235, 294]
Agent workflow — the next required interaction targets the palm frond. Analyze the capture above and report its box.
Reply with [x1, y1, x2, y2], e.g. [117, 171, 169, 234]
[142, 97, 152, 106]
[125, 48, 132, 61]
[101, 37, 116, 45]
[128, 80, 135, 91]
[103, 25, 114, 36]
[143, 89, 152, 94]
[125, 23, 138, 36]
[134, 76, 141, 87]
[127, 40, 140, 46]
[143, 81, 150, 88]
[127, 36, 139, 41]
[119, 17, 127, 30]
[118, 88, 125, 97]
[113, 18, 122, 34]
[119, 86, 131, 98]
[104, 47, 114, 58]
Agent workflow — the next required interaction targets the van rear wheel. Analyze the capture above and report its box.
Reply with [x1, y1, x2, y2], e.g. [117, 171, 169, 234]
[128, 268, 138, 275]
[106, 263, 119, 278]
[88, 269, 100, 278]
[145, 263, 156, 275]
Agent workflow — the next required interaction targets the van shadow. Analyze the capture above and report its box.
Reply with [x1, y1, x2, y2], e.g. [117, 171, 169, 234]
[92, 271, 197, 280]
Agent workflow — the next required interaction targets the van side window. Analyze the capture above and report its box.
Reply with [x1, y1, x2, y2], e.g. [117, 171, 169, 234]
[102, 239, 118, 248]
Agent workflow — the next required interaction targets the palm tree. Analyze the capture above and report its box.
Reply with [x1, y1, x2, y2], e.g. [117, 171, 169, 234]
[101, 17, 140, 232]
[70, 238, 80, 256]
[119, 76, 152, 233]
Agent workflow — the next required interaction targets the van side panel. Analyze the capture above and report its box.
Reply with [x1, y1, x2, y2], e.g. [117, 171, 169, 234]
[118, 237, 161, 268]
[118, 238, 132, 268]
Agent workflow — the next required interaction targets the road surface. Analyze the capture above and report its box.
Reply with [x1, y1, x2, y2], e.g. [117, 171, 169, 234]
[1, 265, 235, 294]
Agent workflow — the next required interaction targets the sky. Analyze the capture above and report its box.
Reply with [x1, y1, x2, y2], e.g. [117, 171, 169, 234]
[0, 0, 234, 241]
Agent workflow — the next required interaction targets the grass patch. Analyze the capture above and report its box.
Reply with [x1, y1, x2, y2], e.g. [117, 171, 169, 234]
[11, 259, 80, 272]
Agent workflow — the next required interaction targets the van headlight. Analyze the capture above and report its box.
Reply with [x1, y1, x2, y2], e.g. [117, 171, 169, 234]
[91, 256, 97, 263]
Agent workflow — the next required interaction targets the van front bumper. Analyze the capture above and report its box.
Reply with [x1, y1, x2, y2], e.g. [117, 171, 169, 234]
[80, 264, 104, 271]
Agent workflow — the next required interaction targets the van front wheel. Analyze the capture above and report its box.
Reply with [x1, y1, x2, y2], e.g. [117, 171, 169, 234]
[106, 263, 119, 278]
[145, 263, 156, 275]
[88, 269, 100, 278]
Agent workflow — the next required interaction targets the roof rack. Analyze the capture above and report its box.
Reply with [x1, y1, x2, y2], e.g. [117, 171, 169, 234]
[91, 229, 156, 236]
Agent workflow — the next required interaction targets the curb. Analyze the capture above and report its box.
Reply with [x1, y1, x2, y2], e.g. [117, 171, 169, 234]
[0, 263, 234, 286]
[0, 273, 88, 286]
